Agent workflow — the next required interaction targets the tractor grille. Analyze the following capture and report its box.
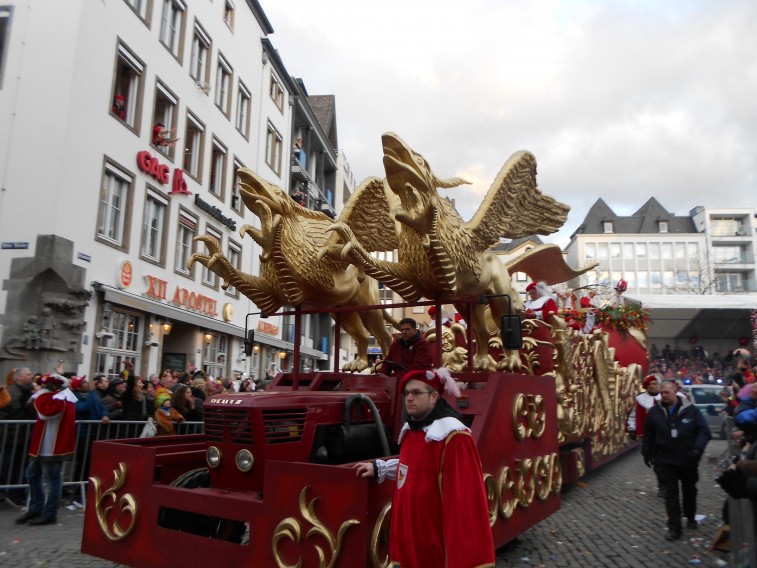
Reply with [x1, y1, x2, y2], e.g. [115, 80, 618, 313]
[204, 408, 253, 445]
[263, 408, 307, 444]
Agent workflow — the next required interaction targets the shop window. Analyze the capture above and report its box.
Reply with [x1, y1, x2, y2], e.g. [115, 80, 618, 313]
[226, 240, 241, 297]
[124, 0, 149, 21]
[235, 81, 251, 138]
[265, 123, 283, 175]
[189, 22, 211, 91]
[203, 334, 227, 378]
[152, 80, 178, 158]
[140, 188, 168, 264]
[214, 53, 232, 116]
[159, 0, 185, 59]
[97, 162, 133, 250]
[269, 72, 284, 112]
[95, 308, 141, 379]
[111, 43, 144, 130]
[175, 210, 197, 276]
[209, 138, 227, 198]
[231, 158, 243, 213]
[0, 7, 12, 89]
[202, 226, 222, 288]
[223, 0, 235, 30]
[183, 112, 205, 181]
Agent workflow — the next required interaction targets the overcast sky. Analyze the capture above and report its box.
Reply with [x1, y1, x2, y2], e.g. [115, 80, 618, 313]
[261, 0, 757, 247]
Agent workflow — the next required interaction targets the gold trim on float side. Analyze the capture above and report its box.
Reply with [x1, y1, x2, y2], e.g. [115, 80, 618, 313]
[370, 502, 392, 568]
[90, 462, 137, 541]
[272, 485, 360, 568]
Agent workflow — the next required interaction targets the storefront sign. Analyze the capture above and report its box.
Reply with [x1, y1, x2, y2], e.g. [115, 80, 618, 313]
[143, 274, 218, 317]
[145, 275, 168, 299]
[194, 194, 236, 231]
[1, 242, 29, 249]
[77, 252, 92, 262]
[257, 321, 279, 335]
[119, 260, 133, 289]
[171, 168, 191, 195]
[223, 303, 234, 321]
[136, 151, 170, 184]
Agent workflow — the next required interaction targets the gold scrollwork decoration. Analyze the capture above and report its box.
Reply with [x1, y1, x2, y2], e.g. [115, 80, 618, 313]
[516, 458, 535, 507]
[370, 502, 392, 568]
[497, 466, 517, 520]
[512, 393, 547, 441]
[550, 453, 563, 495]
[90, 462, 137, 542]
[483, 473, 498, 527]
[272, 485, 360, 568]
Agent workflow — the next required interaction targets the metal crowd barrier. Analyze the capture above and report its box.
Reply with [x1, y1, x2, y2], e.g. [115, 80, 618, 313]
[0, 419, 204, 506]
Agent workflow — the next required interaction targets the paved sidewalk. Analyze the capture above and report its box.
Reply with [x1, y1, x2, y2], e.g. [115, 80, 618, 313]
[0, 440, 735, 567]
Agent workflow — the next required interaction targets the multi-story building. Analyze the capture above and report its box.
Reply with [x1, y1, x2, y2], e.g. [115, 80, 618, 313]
[564, 197, 757, 296]
[0, 0, 340, 380]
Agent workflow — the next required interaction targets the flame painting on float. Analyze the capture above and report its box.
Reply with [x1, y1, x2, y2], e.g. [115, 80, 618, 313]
[81, 133, 647, 567]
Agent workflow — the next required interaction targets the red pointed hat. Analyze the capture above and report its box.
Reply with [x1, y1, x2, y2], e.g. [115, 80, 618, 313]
[526, 282, 537, 292]
[399, 368, 461, 398]
[615, 279, 628, 291]
[642, 375, 657, 388]
[579, 296, 591, 308]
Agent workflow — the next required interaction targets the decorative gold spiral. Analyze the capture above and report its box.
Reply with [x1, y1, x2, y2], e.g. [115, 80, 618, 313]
[90, 462, 137, 541]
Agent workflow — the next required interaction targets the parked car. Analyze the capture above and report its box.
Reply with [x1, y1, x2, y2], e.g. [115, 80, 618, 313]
[681, 384, 728, 439]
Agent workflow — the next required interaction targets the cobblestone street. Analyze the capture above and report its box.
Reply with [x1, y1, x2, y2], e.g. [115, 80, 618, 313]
[0, 440, 735, 567]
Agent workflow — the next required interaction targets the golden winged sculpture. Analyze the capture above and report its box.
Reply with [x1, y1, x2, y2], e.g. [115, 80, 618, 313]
[188, 169, 397, 372]
[319, 132, 595, 371]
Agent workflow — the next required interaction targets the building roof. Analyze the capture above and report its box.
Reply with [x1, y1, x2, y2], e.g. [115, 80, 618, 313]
[307, 95, 338, 150]
[491, 235, 544, 252]
[571, 197, 697, 237]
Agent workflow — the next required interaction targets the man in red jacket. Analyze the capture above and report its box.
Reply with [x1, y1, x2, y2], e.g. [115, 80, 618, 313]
[383, 317, 433, 379]
[355, 369, 495, 568]
[16, 374, 77, 526]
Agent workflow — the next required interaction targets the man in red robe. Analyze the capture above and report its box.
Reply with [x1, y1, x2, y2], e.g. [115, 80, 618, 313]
[355, 369, 495, 568]
[15, 374, 77, 526]
[524, 282, 558, 321]
[627, 375, 660, 440]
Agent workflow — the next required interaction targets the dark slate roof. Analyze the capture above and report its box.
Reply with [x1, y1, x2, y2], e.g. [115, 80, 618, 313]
[491, 235, 544, 252]
[306, 95, 338, 150]
[571, 197, 697, 236]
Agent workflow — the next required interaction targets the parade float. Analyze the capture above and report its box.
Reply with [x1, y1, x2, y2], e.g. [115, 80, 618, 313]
[81, 133, 647, 567]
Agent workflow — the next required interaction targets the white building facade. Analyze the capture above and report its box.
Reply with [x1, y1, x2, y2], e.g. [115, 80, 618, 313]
[0, 0, 335, 380]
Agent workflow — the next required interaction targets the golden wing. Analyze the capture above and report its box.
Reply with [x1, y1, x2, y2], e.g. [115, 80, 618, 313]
[336, 177, 400, 252]
[468, 151, 569, 250]
[506, 244, 598, 285]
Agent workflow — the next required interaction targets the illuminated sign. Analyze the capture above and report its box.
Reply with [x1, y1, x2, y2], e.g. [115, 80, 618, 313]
[257, 321, 279, 335]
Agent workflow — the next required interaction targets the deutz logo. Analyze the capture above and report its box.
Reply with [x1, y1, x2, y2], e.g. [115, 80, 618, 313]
[214, 399, 243, 405]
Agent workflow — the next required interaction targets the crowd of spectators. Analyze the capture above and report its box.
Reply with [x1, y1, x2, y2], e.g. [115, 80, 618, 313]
[647, 342, 752, 386]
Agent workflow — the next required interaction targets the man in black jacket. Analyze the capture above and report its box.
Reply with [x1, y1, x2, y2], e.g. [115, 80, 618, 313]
[642, 379, 711, 540]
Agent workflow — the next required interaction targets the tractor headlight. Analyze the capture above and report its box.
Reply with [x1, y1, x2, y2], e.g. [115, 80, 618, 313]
[236, 449, 254, 473]
[206, 446, 222, 468]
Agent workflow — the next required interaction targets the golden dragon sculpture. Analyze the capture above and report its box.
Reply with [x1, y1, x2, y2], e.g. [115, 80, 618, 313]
[188, 169, 398, 372]
[319, 132, 595, 370]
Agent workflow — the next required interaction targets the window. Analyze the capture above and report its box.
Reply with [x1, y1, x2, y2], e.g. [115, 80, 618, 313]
[214, 53, 232, 115]
[97, 163, 133, 249]
[140, 189, 167, 263]
[160, 0, 185, 58]
[603, 221, 613, 234]
[584, 242, 596, 261]
[650, 271, 662, 289]
[265, 123, 283, 175]
[226, 241, 241, 296]
[189, 22, 211, 89]
[637, 271, 649, 289]
[648, 243, 660, 261]
[202, 226, 222, 288]
[175, 211, 197, 275]
[203, 333, 227, 378]
[231, 158, 243, 213]
[597, 242, 608, 260]
[124, 0, 149, 20]
[223, 0, 235, 30]
[209, 139, 227, 198]
[636, 243, 647, 258]
[622, 243, 634, 259]
[663, 270, 674, 288]
[717, 272, 745, 293]
[674, 242, 685, 261]
[661, 243, 673, 260]
[183, 112, 205, 181]
[152, 81, 178, 158]
[95, 308, 141, 379]
[111, 43, 144, 129]
[658, 221, 669, 233]
[610, 243, 621, 259]
[0, 7, 12, 88]
[235, 81, 251, 138]
[269, 72, 284, 111]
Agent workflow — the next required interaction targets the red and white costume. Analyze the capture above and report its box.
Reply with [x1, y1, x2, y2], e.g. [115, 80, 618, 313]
[525, 294, 558, 320]
[376, 417, 494, 568]
[627, 391, 659, 437]
[28, 388, 77, 459]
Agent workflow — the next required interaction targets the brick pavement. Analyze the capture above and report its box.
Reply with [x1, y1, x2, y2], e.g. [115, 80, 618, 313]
[0, 440, 736, 567]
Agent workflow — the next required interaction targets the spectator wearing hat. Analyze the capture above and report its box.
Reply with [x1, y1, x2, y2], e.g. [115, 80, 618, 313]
[102, 378, 127, 419]
[642, 379, 711, 541]
[112, 94, 126, 120]
[382, 318, 433, 380]
[354, 368, 494, 568]
[154, 392, 184, 436]
[628, 375, 660, 441]
[16, 373, 77, 526]
[524, 281, 559, 321]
